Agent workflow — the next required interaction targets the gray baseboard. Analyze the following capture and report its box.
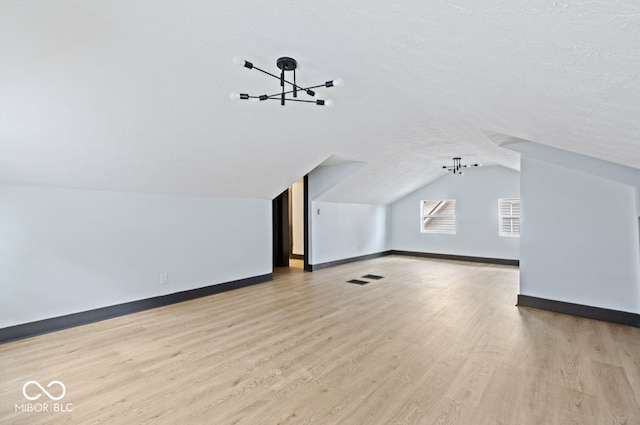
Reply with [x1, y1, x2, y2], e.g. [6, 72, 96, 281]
[518, 294, 640, 328]
[391, 250, 519, 266]
[309, 250, 519, 271]
[0, 273, 273, 344]
[309, 251, 392, 271]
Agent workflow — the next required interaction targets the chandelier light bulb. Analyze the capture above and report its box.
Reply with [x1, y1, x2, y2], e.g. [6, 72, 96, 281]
[230, 92, 240, 100]
[232, 56, 245, 67]
[325, 99, 335, 107]
[332, 78, 344, 87]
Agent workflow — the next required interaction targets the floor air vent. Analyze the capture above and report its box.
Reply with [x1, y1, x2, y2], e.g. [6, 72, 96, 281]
[362, 274, 384, 280]
[347, 279, 369, 285]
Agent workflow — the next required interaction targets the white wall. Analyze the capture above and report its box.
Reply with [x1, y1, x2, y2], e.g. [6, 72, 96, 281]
[505, 139, 640, 214]
[290, 179, 304, 256]
[308, 162, 365, 200]
[391, 166, 520, 260]
[307, 162, 390, 265]
[0, 185, 272, 328]
[519, 156, 640, 313]
[310, 201, 390, 265]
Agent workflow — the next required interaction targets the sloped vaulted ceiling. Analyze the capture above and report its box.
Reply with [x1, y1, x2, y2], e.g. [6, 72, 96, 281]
[1, 1, 638, 204]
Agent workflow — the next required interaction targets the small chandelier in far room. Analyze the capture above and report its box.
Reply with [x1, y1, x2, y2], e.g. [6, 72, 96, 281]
[230, 56, 343, 106]
[443, 157, 481, 175]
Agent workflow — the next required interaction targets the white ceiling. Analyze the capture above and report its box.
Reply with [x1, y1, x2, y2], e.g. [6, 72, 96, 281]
[1, 0, 639, 204]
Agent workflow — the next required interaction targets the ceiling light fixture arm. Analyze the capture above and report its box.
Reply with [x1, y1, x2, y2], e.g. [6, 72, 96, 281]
[250, 66, 307, 94]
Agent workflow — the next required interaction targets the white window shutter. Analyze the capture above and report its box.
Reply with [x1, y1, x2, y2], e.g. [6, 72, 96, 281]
[499, 198, 521, 237]
[421, 200, 456, 234]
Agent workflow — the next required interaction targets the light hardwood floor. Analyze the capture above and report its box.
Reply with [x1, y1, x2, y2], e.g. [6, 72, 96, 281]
[1, 256, 639, 424]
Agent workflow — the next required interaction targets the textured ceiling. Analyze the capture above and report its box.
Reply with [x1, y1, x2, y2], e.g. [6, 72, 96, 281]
[1, 0, 639, 204]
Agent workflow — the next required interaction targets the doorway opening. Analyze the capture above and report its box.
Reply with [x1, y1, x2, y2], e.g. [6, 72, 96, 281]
[272, 176, 309, 271]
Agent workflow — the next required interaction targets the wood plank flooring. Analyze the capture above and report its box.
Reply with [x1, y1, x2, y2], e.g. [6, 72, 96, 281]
[1, 256, 639, 424]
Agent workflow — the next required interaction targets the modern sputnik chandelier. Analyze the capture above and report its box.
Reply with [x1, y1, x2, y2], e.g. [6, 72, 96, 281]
[230, 56, 343, 106]
[443, 157, 481, 175]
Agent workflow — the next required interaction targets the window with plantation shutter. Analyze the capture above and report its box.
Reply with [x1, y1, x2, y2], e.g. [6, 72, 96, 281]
[421, 200, 456, 234]
[499, 198, 520, 237]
